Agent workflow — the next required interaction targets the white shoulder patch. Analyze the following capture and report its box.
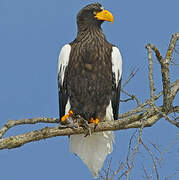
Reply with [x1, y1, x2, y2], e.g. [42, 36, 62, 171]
[58, 44, 71, 85]
[112, 46, 122, 86]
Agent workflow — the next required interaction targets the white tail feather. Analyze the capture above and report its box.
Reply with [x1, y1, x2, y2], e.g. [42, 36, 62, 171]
[70, 131, 114, 178]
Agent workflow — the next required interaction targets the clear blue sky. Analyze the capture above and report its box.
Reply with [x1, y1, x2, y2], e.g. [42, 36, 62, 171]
[0, 0, 179, 179]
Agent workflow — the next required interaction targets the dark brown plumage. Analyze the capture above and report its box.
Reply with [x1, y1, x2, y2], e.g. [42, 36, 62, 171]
[59, 3, 119, 121]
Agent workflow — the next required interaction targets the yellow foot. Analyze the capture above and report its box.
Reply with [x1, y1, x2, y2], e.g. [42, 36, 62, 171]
[61, 110, 73, 122]
[89, 117, 99, 124]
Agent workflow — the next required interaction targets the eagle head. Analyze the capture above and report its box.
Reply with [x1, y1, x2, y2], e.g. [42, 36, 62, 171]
[77, 3, 113, 28]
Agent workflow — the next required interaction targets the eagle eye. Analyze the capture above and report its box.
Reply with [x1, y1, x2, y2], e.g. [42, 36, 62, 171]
[93, 11, 97, 15]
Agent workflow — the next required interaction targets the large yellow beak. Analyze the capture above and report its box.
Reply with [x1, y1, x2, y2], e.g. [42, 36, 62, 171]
[95, 10, 114, 23]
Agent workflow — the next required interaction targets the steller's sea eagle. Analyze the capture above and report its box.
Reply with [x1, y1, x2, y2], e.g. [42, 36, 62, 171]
[58, 3, 122, 178]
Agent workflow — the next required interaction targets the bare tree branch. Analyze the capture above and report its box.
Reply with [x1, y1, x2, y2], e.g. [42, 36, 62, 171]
[165, 33, 179, 63]
[0, 112, 162, 150]
[0, 117, 58, 139]
[0, 33, 178, 159]
[146, 44, 156, 107]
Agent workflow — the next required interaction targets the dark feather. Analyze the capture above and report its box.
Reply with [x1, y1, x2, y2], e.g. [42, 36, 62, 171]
[58, 74, 68, 119]
[112, 78, 121, 120]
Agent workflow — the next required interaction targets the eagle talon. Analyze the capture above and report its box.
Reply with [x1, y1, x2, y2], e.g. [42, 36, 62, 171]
[59, 116, 78, 129]
[78, 118, 92, 136]
[89, 117, 99, 125]
[82, 117, 100, 136]
[75, 117, 92, 136]
[84, 126, 92, 137]
[61, 110, 74, 122]
[59, 110, 78, 129]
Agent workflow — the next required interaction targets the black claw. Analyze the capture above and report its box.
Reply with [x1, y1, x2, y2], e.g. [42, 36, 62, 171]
[76, 118, 92, 137]
[94, 123, 98, 131]
[55, 118, 61, 123]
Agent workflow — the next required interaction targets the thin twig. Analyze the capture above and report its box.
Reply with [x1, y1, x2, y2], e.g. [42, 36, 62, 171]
[117, 122, 144, 180]
[140, 139, 159, 180]
[118, 86, 164, 119]
[105, 158, 113, 180]
[159, 133, 179, 165]
[142, 164, 152, 180]
[154, 106, 179, 128]
[122, 68, 139, 88]
[120, 97, 135, 103]
[121, 89, 141, 106]
[126, 130, 138, 169]
[147, 140, 162, 154]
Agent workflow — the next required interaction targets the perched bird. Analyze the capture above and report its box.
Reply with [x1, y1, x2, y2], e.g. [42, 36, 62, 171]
[58, 3, 122, 178]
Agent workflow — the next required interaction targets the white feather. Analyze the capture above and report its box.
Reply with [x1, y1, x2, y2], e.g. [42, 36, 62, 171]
[65, 99, 71, 114]
[58, 44, 71, 84]
[112, 47, 122, 86]
[105, 100, 114, 122]
[70, 132, 114, 178]
[70, 101, 114, 178]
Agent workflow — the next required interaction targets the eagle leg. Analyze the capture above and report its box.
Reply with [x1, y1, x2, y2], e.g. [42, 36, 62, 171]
[75, 117, 92, 137]
[89, 117, 99, 131]
[81, 117, 100, 137]
[59, 110, 78, 129]
[61, 110, 74, 122]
